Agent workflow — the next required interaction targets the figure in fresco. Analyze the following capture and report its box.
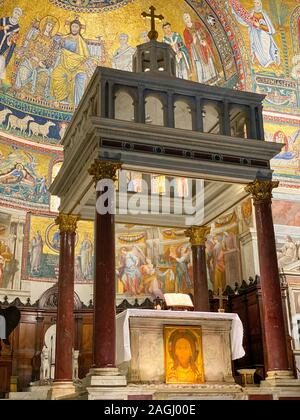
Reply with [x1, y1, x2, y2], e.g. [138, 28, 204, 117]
[230, 0, 280, 68]
[112, 33, 136, 72]
[118, 247, 142, 295]
[211, 236, 226, 294]
[170, 245, 193, 293]
[273, 130, 300, 161]
[206, 235, 215, 290]
[0, 255, 5, 288]
[162, 22, 191, 80]
[80, 233, 93, 279]
[35, 176, 48, 196]
[30, 231, 43, 274]
[277, 236, 299, 269]
[50, 17, 95, 106]
[0, 163, 35, 186]
[0, 149, 49, 205]
[0, 241, 16, 289]
[182, 13, 218, 84]
[0, 7, 23, 84]
[140, 258, 164, 298]
[15, 16, 59, 98]
[75, 256, 84, 282]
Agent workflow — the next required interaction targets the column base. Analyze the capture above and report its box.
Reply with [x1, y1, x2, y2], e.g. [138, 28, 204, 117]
[83, 368, 127, 387]
[47, 382, 76, 400]
[261, 370, 300, 388]
[79, 368, 127, 400]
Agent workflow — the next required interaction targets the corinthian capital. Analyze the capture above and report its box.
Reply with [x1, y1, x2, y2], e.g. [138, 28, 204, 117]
[185, 226, 210, 246]
[55, 214, 79, 233]
[245, 179, 279, 203]
[88, 160, 122, 184]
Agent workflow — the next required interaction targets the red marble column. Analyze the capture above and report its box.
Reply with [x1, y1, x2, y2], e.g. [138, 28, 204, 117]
[185, 226, 210, 312]
[89, 160, 122, 368]
[54, 214, 79, 382]
[245, 180, 289, 374]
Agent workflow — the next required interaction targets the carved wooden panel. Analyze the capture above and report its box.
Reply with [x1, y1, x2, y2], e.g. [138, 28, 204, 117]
[0, 349, 12, 394]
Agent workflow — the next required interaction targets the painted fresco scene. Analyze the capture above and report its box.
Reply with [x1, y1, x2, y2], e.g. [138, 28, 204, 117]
[0, 140, 52, 209]
[26, 216, 94, 282]
[24, 214, 245, 300]
[0, 209, 22, 290]
[265, 122, 300, 186]
[273, 200, 300, 273]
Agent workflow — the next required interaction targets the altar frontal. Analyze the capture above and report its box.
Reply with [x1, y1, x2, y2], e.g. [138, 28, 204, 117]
[117, 309, 245, 385]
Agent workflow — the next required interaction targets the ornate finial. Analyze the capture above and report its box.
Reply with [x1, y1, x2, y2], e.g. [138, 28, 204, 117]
[185, 226, 210, 246]
[245, 179, 279, 203]
[141, 5, 164, 41]
[55, 214, 79, 233]
[88, 160, 122, 184]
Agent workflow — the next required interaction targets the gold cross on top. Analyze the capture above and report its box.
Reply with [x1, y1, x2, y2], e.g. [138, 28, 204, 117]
[141, 5, 164, 41]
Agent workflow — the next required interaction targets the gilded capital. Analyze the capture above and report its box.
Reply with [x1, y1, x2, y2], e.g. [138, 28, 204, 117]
[245, 179, 279, 203]
[185, 226, 210, 246]
[88, 160, 122, 184]
[55, 214, 80, 234]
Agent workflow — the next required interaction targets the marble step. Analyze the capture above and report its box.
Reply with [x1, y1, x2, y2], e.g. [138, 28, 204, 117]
[8, 391, 49, 400]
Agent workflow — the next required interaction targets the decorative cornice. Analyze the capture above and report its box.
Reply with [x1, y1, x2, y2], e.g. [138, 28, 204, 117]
[55, 214, 80, 233]
[245, 179, 279, 203]
[88, 160, 122, 183]
[0, 295, 154, 312]
[185, 226, 210, 246]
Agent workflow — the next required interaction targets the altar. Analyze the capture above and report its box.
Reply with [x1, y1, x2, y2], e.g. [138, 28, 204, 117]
[116, 310, 245, 385]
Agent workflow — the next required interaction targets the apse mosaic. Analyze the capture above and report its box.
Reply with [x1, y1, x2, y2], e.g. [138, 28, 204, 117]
[0, 0, 298, 143]
[226, 0, 300, 109]
[0, 0, 239, 143]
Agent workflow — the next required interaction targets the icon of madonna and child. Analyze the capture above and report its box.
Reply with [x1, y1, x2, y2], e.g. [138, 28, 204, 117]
[164, 326, 205, 384]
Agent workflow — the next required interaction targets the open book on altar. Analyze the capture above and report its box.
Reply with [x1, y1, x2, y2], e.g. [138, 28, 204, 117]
[164, 293, 194, 310]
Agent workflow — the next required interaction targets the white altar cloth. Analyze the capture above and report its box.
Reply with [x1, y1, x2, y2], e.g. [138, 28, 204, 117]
[116, 309, 245, 365]
[0, 315, 6, 339]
